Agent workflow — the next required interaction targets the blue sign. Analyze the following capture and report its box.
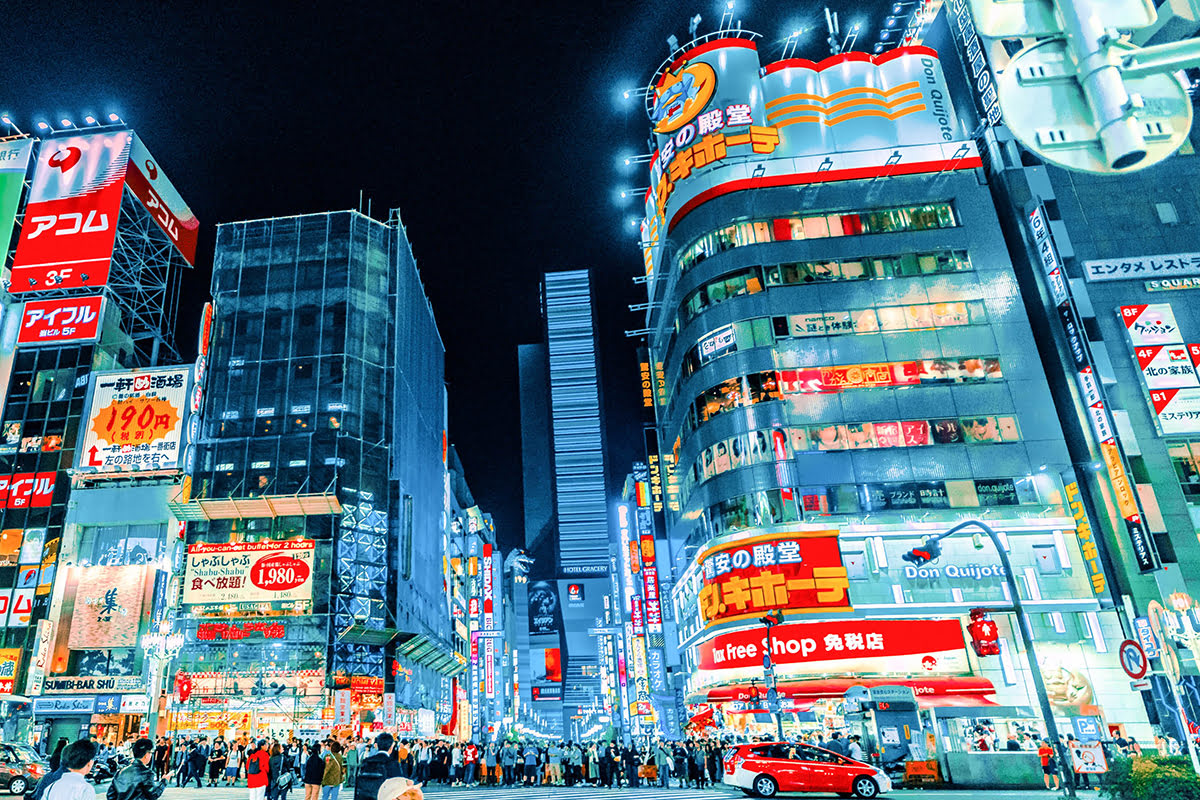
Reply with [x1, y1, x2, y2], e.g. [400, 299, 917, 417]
[32, 696, 95, 715]
[94, 694, 122, 714]
[1072, 716, 1102, 741]
[1134, 617, 1162, 659]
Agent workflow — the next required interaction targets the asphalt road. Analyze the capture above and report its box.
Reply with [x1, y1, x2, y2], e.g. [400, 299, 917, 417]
[93, 783, 1093, 800]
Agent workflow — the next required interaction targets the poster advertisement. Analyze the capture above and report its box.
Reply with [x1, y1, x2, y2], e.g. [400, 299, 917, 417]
[17, 296, 105, 347]
[697, 531, 850, 627]
[696, 619, 969, 674]
[126, 134, 200, 264]
[77, 367, 191, 475]
[183, 540, 315, 607]
[0, 648, 20, 693]
[11, 131, 132, 292]
[0, 139, 32, 262]
[67, 565, 147, 649]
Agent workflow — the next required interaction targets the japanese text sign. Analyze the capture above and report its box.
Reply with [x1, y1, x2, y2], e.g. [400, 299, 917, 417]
[696, 618, 968, 673]
[18, 296, 104, 346]
[183, 540, 315, 607]
[11, 132, 131, 292]
[697, 531, 850, 627]
[77, 366, 191, 475]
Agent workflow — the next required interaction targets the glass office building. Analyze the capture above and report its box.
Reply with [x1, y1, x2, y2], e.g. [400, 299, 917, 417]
[173, 210, 452, 734]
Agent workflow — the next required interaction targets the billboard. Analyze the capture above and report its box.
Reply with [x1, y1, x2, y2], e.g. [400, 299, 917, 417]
[0, 649, 21, 693]
[0, 139, 32, 256]
[183, 540, 315, 608]
[125, 134, 200, 265]
[66, 565, 148, 649]
[696, 619, 969, 674]
[0, 473, 56, 508]
[77, 366, 191, 475]
[527, 580, 560, 635]
[11, 132, 132, 292]
[17, 296, 105, 347]
[698, 531, 850, 627]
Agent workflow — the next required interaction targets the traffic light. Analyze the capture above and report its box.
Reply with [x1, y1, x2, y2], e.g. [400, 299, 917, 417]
[967, 608, 1001, 657]
[902, 537, 942, 566]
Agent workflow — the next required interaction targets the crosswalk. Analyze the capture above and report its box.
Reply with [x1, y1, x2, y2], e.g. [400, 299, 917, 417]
[420, 788, 735, 799]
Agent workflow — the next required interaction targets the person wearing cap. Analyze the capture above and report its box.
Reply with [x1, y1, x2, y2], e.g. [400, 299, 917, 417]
[375, 777, 422, 800]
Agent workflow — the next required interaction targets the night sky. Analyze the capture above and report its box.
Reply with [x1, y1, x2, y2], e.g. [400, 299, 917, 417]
[1, 0, 892, 550]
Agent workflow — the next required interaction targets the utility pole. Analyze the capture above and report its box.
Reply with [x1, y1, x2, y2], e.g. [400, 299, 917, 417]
[904, 520, 1076, 797]
[760, 609, 785, 741]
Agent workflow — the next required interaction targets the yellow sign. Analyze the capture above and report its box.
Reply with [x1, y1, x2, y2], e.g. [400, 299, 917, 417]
[1065, 482, 1106, 595]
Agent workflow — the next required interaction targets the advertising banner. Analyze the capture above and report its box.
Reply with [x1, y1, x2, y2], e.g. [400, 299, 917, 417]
[1086, 252, 1200, 282]
[126, 134, 199, 265]
[183, 540, 315, 607]
[0, 139, 32, 257]
[43, 674, 144, 694]
[695, 619, 968, 674]
[0, 648, 20, 693]
[24, 618, 54, 695]
[1121, 304, 1184, 346]
[698, 531, 850, 627]
[11, 132, 131, 292]
[0, 587, 33, 627]
[382, 693, 396, 727]
[527, 581, 560, 635]
[67, 565, 147, 649]
[77, 367, 191, 475]
[333, 689, 351, 725]
[1134, 344, 1198, 389]
[1150, 388, 1200, 433]
[177, 669, 324, 698]
[1029, 205, 1157, 573]
[17, 296, 105, 347]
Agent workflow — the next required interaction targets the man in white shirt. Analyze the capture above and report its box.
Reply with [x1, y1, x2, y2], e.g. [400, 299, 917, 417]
[847, 736, 864, 762]
[45, 740, 98, 800]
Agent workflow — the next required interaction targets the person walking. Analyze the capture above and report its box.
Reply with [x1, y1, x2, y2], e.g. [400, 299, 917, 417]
[586, 743, 599, 786]
[353, 733, 401, 800]
[463, 741, 478, 786]
[653, 741, 672, 788]
[186, 741, 207, 789]
[108, 738, 168, 800]
[521, 742, 538, 786]
[268, 743, 293, 800]
[500, 742, 517, 787]
[45, 741, 98, 800]
[706, 742, 722, 787]
[343, 739, 358, 790]
[208, 738, 228, 787]
[320, 741, 344, 800]
[1038, 739, 1061, 792]
[244, 740, 270, 800]
[482, 743, 496, 787]
[303, 743, 325, 800]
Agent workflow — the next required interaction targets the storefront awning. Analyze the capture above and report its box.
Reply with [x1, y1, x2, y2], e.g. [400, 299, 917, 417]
[167, 485, 341, 520]
[692, 675, 996, 705]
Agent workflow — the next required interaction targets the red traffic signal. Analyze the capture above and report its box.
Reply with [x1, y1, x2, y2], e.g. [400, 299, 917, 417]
[902, 537, 942, 566]
[967, 609, 1001, 657]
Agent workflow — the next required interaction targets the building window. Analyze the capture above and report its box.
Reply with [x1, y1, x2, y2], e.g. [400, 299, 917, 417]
[77, 523, 165, 566]
[678, 202, 959, 272]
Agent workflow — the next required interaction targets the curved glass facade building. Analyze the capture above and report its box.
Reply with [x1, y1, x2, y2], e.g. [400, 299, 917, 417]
[634, 32, 1155, 750]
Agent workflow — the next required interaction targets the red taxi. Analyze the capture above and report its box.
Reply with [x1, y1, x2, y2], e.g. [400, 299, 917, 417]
[723, 741, 891, 798]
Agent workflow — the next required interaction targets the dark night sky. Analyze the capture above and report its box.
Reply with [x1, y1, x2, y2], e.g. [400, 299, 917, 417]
[0, 0, 891, 550]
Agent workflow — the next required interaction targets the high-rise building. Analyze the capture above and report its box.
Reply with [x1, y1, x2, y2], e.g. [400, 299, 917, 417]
[0, 127, 198, 746]
[171, 209, 453, 737]
[517, 269, 610, 738]
[630, 21, 1152, 768]
[911, 3, 1200, 742]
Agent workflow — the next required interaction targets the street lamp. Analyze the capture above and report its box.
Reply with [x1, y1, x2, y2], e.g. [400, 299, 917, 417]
[904, 520, 1075, 798]
[760, 608, 785, 741]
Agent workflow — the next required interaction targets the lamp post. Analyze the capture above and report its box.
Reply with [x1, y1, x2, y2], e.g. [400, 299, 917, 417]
[760, 609, 785, 741]
[904, 519, 1075, 798]
[143, 629, 186, 738]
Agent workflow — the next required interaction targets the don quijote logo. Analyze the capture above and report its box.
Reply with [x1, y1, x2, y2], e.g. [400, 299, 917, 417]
[652, 61, 717, 134]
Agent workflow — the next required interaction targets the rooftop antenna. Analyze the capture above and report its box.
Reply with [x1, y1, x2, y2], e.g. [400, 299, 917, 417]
[667, 33, 680, 54]
[782, 28, 806, 60]
[825, 7, 840, 55]
[688, 14, 702, 38]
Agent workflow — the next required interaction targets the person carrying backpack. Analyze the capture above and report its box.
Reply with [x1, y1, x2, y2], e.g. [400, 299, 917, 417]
[246, 740, 270, 800]
[354, 734, 402, 800]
